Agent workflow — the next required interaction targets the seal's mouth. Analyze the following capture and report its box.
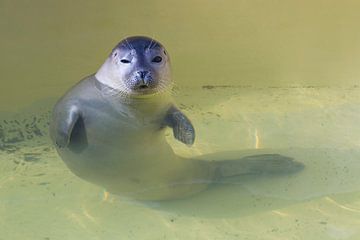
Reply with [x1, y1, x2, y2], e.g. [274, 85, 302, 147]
[137, 84, 149, 90]
[130, 72, 154, 92]
[131, 84, 157, 95]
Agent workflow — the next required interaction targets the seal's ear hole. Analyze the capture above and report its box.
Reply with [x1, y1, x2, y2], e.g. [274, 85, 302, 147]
[112, 50, 119, 58]
[163, 50, 167, 55]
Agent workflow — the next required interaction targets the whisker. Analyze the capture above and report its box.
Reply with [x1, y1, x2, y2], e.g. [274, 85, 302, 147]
[125, 38, 134, 51]
[147, 37, 154, 51]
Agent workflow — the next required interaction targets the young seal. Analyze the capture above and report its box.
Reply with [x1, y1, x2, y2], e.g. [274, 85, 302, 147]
[50, 36, 303, 201]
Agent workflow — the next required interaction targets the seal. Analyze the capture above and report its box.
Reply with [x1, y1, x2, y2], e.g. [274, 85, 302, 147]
[50, 36, 303, 200]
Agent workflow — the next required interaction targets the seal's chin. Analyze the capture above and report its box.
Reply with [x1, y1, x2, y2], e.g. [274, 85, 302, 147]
[130, 86, 159, 97]
[123, 79, 171, 97]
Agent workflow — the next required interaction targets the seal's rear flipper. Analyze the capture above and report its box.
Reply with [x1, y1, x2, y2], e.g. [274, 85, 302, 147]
[216, 154, 304, 178]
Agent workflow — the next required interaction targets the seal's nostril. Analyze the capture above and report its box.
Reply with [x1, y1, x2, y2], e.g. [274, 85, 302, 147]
[136, 77, 150, 89]
[137, 71, 149, 80]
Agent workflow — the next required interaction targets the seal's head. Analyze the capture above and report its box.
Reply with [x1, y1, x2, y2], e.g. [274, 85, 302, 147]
[95, 36, 171, 97]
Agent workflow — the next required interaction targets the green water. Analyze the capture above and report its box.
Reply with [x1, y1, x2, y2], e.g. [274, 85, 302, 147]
[1, 1, 360, 239]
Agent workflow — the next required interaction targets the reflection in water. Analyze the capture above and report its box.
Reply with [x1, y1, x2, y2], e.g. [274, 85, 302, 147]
[254, 128, 260, 149]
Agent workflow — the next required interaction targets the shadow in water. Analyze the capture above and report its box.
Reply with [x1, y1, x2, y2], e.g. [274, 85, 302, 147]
[145, 180, 301, 219]
[140, 150, 305, 218]
[140, 147, 360, 218]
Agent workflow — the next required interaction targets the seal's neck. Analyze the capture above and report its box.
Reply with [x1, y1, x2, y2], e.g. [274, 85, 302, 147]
[93, 76, 172, 120]
[95, 58, 118, 88]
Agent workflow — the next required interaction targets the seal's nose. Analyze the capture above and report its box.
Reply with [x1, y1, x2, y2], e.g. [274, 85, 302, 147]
[137, 71, 149, 80]
[135, 70, 152, 89]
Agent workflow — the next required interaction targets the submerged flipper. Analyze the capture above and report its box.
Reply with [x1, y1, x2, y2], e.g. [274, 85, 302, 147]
[215, 154, 304, 178]
[165, 106, 195, 146]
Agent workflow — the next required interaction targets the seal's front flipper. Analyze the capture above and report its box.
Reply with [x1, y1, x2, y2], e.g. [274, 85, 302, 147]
[68, 116, 88, 153]
[52, 105, 83, 150]
[216, 154, 304, 178]
[164, 106, 195, 146]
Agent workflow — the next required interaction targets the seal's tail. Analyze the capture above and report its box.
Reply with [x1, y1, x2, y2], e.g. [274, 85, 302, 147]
[215, 154, 304, 178]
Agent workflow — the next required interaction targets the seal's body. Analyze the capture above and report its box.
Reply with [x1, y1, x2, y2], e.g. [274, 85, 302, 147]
[50, 36, 303, 200]
[50, 37, 214, 200]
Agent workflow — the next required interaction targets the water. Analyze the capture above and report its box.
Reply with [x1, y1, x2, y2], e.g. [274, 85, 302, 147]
[1, 1, 360, 239]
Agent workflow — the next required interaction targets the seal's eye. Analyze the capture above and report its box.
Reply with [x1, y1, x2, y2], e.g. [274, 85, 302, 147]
[120, 59, 131, 64]
[152, 56, 162, 63]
